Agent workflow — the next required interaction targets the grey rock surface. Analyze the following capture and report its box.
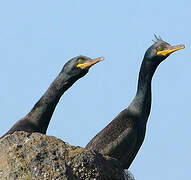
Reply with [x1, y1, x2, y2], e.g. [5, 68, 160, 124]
[0, 131, 124, 180]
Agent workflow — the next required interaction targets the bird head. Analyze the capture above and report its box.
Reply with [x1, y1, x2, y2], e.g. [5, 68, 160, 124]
[144, 35, 184, 64]
[62, 55, 104, 78]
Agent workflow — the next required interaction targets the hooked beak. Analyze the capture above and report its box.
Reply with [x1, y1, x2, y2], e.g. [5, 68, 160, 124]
[157, 44, 185, 56]
[77, 57, 104, 69]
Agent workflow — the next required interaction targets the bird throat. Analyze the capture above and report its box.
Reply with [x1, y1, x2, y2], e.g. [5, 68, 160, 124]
[129, 59, 159, 124]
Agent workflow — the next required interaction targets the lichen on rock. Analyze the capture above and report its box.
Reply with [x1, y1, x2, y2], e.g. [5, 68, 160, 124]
[0, 131, 124, 180]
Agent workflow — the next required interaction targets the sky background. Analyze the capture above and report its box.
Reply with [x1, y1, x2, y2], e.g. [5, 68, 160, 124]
[0, 1, 190, 179]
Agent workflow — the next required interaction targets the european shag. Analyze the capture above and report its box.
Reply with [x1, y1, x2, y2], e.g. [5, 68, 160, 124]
[2, 56, 104, 137]
[86, 36, 184, 169]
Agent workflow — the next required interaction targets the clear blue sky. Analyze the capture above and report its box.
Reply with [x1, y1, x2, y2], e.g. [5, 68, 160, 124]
[0, 1, 190, 179]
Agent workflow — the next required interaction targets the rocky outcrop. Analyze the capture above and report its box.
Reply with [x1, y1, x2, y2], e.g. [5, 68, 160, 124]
[0, 131, 125, 180]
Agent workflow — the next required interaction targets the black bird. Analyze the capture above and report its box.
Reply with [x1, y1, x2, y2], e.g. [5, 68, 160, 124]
[86, 36, 184, 169]
[2, 56, 104, 137]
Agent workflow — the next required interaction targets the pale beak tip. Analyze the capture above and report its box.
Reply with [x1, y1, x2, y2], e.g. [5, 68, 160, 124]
[98, 57, 104, 61]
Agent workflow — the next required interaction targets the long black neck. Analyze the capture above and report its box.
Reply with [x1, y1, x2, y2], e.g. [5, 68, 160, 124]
[129, 57, 159, 125]
[25, 71, 80, 133]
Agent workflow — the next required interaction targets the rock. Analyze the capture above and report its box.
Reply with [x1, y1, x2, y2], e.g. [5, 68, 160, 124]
[124, 170, 135, 180]
[0, 131, 124, 180]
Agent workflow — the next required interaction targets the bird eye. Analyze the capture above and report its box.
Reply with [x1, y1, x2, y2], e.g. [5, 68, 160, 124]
[158, 47, 163, 51]
[78, 59, 84, 64]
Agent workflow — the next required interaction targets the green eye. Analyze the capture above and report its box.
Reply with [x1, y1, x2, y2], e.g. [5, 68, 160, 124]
[158, 47, 163, 51]
[78, 59, 84, 64]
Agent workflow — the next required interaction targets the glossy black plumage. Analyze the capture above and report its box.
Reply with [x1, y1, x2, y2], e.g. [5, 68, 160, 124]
[2, 56, 103, 137]
[86, 37, 184, 169]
